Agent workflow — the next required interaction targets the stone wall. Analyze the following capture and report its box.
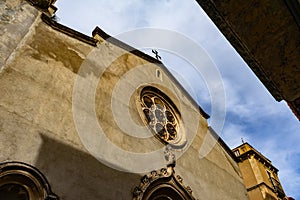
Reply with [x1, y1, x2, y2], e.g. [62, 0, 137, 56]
[0, 0, 38, 69]
[0, 2, 248, 199]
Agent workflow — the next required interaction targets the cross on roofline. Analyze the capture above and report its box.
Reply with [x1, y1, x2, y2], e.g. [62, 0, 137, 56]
[152, 49, 161, 60]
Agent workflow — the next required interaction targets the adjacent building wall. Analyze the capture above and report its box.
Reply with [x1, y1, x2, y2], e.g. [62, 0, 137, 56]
[233, 143, 286, 200]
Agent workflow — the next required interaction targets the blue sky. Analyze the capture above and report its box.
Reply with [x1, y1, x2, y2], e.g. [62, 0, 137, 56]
[55, 0, 299, 198]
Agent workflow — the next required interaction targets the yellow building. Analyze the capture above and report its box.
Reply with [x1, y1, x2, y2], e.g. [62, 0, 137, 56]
[233, 143, 286, 200]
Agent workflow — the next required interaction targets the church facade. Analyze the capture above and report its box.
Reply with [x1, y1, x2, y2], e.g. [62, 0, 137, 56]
[0, 1, 248, 199]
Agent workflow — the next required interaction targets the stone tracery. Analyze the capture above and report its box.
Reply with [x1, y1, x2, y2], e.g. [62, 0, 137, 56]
[140, 88, 179, 144]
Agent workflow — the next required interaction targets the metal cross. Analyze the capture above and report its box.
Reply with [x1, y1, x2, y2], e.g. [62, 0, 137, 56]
[241, 138, 245, 144]
[152, 49, 161, 60]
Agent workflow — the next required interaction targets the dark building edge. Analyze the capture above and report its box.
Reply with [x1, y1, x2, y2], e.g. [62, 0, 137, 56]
[284, 0, 300, 29]
[26, 0, 57, 16]
[287, 97, 300, 120]
[41, 14, 98, 46]
[41, 14, 210, 119]
[195, 0, 300, 121]
[195, 0, 283, 101]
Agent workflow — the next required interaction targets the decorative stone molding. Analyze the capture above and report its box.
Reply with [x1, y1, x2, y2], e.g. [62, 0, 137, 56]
[26, 0, 57, 16]
[0, 161, 59, 200]
[132, 166, 196, 200]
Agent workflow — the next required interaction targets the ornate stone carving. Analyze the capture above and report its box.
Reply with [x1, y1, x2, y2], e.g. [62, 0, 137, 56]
[25, 0, 57, 16]
[0, 161, 59, 200]
[164, 145, 176, 167]
[132, 166, 196, 200]
[137, 86, 187, 148]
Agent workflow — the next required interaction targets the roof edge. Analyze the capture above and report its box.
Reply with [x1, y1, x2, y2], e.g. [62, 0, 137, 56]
[232, 142, 272, 163]
[41, 14, 98, 46]
[209, 127, 239, 163]
[92, 26, 210, 119]
[26, 0, 57, 16]
[40, 16, 210, 119]
[92, 26, 163, 65]
[239, 149, 279, 173]
[233, 143, 279, 172]
[287, 97, 300, 121]
[195, 0, 284, 101]
[284, 0, 300, 29]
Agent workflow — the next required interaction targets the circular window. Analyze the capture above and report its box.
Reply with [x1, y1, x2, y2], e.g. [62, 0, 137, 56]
[138, 86, 186, 147]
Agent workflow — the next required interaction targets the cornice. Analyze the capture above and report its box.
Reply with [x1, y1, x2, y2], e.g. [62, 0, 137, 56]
[238, 149, 278, 173]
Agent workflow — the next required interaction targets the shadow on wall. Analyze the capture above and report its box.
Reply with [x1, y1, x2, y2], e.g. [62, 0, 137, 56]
[35, 134, 141, 200]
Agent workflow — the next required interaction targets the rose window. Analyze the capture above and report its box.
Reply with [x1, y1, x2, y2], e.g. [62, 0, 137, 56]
[140, 90, 180, 144]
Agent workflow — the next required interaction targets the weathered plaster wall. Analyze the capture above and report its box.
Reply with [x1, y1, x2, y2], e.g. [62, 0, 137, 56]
[0, 0, 38, 69]
[0, 3, 248, 199]
[176, 133, 248, 199]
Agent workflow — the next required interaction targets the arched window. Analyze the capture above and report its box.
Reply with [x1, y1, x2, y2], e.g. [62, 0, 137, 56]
[0, 162, 58, 200]
[133, 167, 196, 200]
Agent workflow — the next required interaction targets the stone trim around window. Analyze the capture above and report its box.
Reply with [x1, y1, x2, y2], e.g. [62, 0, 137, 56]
[0, 161, 59, 200]
[137, 86, 187, 148]
[132, 166, 196, 200]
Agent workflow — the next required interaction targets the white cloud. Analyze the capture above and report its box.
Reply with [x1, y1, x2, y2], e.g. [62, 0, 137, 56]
[222, 122, 252, 148]
[251, 121, 300, 197]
